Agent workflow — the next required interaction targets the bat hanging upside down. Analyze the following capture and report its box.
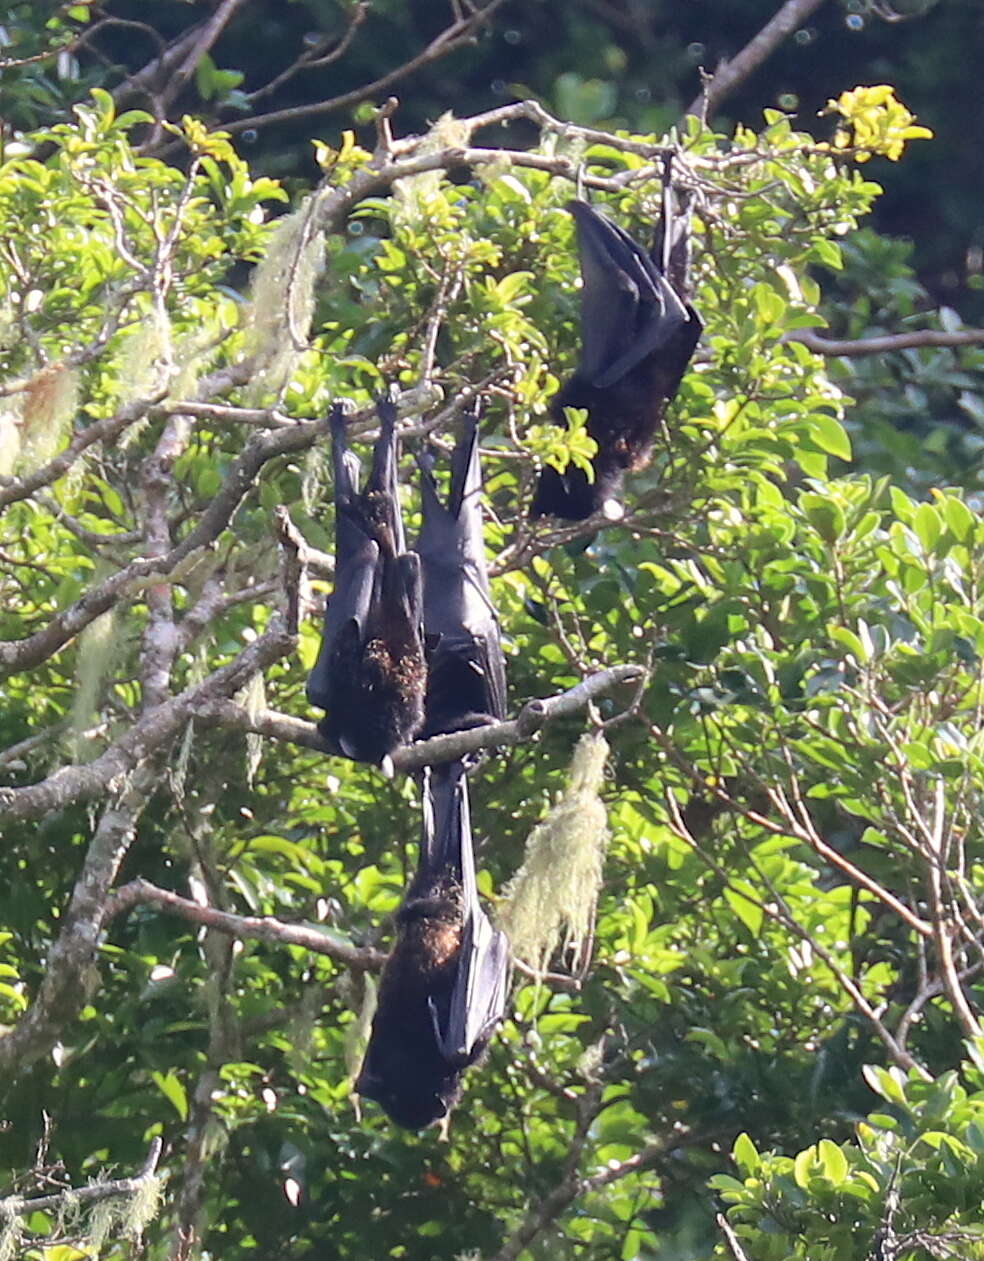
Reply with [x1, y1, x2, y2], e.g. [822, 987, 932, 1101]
[415, 407, 508, 738]
[531, 156, 703, 521]
[357, 760, 511, 1129]
[306, 398, 426, 767]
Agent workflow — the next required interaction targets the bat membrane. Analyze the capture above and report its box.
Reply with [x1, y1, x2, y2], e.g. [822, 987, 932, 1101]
[416, 412, 508, 738]
[532, 160, 702, 521]
[357, 760, 510, 1129]
[306, 399, 426, 764]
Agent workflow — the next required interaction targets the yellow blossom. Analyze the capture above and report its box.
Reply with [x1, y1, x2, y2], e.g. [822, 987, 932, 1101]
[822, 84, 932, 162]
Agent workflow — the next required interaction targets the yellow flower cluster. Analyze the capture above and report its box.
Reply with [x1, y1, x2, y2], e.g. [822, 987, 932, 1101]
[824, 84, 932, 162]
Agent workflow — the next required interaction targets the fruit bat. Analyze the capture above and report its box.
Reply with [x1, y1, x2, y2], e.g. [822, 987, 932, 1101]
[415, 412, 508, 738]
[357, 760, 510, 1130]
[306, 398, 426, 766]
[531, 158, 702, 521]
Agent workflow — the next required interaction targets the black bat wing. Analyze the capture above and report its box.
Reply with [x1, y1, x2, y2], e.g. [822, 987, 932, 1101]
[364, 394, 407, 557]
[423, 762, 510, 1065]
[306, 407, 380, 710]
[417, 415, 507, 731]
[307, 400, 425, 762]
[441, 894, 511, 1066]
[567, 200, 690, 391]
[305, 526, 378, 710]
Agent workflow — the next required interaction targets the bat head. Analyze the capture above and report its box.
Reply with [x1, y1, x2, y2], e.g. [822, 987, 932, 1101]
[356, 1062, 458, 1131]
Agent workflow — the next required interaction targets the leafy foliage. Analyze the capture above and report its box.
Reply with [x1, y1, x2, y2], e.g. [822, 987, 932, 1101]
[1, 54, 984, 1261]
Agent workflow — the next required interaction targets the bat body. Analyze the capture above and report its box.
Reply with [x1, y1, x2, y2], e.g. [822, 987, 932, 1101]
[306, 400, 426, 765]
[357, 760, 510, 1129]
[532, 169, 702, 521]
[416, 415, 507, 738]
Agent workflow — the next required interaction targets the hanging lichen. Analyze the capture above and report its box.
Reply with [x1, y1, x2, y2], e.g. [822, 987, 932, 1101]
[344, 972, 378, 1087]
[117, 306, 174, 450]
[239, 670, 267, 787]
[0, 1197, 22, 1261]
[125, 1164, 165, 1242]
[498, 732, 611, 978]
[0, 405, 21, 478]
[242, 195, 324, 403]
[166, 306, 234, 404]
[69, 607, 119, 754]
[87, 1196, 125, 1253]
[301, 439, 331, 516]
[17, 362, 78, 472]
[171, 718, 195, 804]
[392, 112, 470, 222]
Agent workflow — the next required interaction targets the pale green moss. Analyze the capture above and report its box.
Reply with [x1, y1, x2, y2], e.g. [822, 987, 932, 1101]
[499, 732, 611, 977]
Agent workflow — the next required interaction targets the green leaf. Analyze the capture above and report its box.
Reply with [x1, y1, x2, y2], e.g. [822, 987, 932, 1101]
[151, 1070, 189, 1121]
[793, 1145, 816, 1189]
[943, 495, 974, 542]
[733, 1132, 761, 1174]
[811, 238, 843, 269]
[817, 1139, 848, 1185]
[723, 881, 764, 937]
[751, 282, 787, 325]
[913, 501, 941, 551]
[809, 414, 852, 461]
[801, 492, 845, 543]
[862, 1064, 907, 1105]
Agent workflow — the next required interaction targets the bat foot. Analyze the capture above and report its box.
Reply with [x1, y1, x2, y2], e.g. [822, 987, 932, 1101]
[379, 754, 395, 779]
[601, 498, 625, 521]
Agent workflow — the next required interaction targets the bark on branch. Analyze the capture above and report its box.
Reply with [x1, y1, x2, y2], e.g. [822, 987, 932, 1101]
[788, 327, 984, 357]
[0, 764, 156, 1076]
[0, 1138, 163, 1216]
[107, 878, 385, 972]
[197, 665, 647, 770]
[0, 615, 294, 825]
[686, 0, 829, 119]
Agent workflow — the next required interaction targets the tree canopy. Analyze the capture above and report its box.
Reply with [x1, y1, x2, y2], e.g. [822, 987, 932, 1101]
[2, 3, 984, 1259]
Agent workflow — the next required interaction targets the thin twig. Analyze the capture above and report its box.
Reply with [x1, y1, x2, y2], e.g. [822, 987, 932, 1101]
[788, 327, 984, 357]
[107, 878, 384, 972]
[686, 0, 829, 119]
[717, 1212, 752, 1261]
[205, 0, 509, 142]
[159, 0, 251, 109]
[0, 1138, 163, 1215]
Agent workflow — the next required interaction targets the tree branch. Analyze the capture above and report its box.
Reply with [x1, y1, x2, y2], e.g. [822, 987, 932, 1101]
[0, 413, 321, 678]
[107, 878, 384, 972]
[662, 789, 932, 1080]
[215, 0, 508, 141]
[0, 361, 252, 508]
[0, 615, 293, 825]
[0, 392, 166, 510]
[788, 327, 984, 357]
[492, 1102, 676, 1261]
[196, 665, 647, 769]
[717, 1212, 752, 1261]
[686, 0, 829, 119]
[243, 2, 369, 105]
[0, 763, 157, 1076]
[159, 0, 251, 109]
[0, 1138, 163, 1216]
